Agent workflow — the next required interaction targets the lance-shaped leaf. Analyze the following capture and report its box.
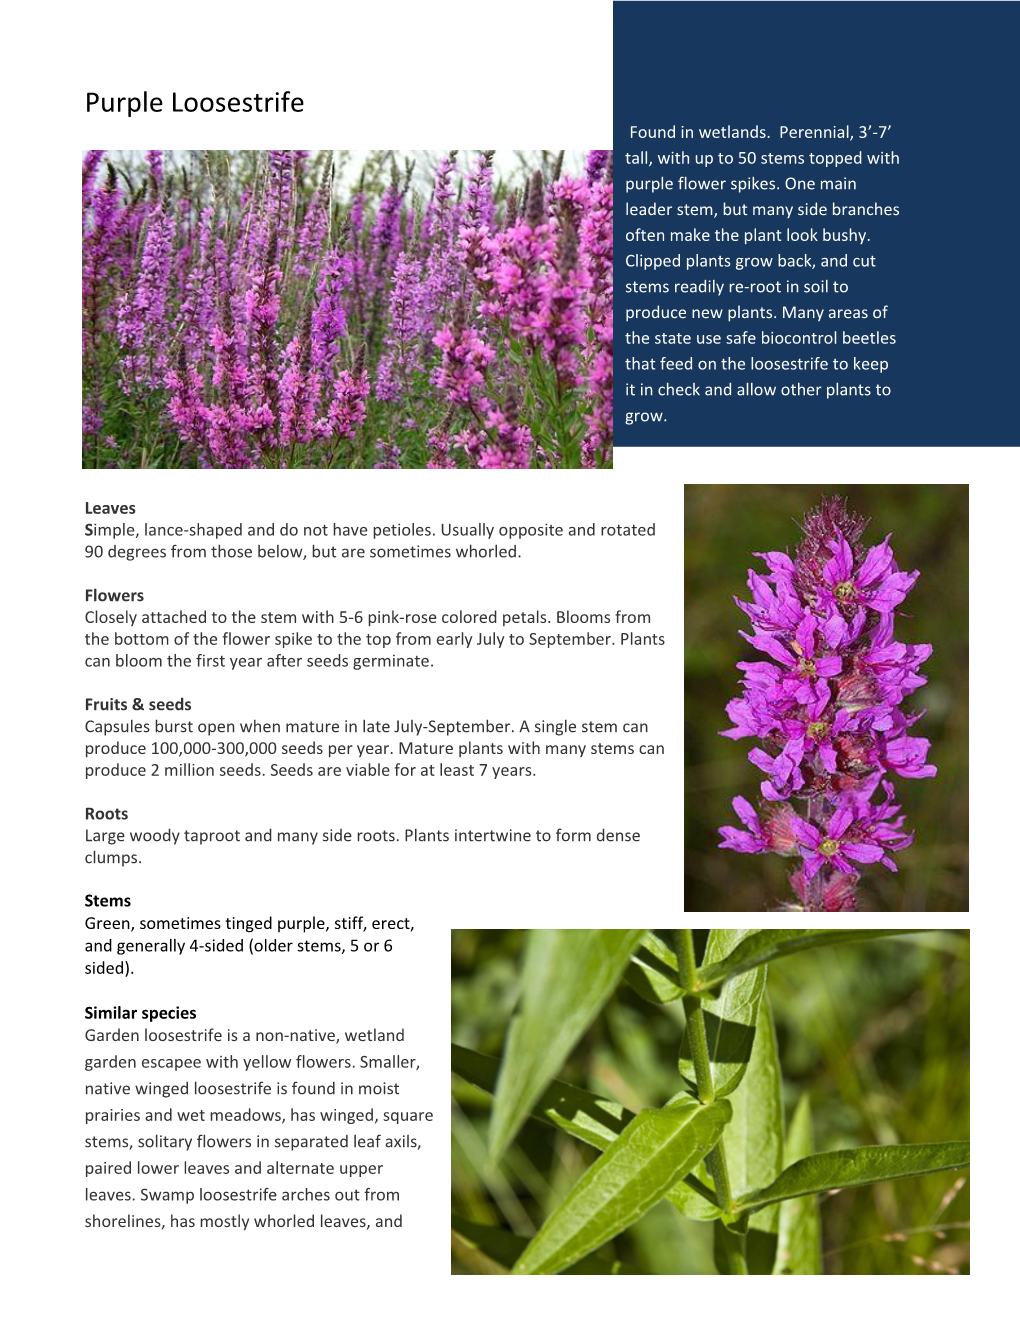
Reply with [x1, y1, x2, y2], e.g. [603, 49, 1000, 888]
[624, 931, 683, 1004]
[489, 928, 645, 1159]
[452, 1044, 721, 1219]
[512, 1098, 732, 1275]
[451, 1215, 627, 1274]
[734, 1141, 970, 1217]
[679, 928, 767, 1098]
[453, 1043, 629, 1148]
[696, 929, 923, 992]
[774, 1096, 822, 1274]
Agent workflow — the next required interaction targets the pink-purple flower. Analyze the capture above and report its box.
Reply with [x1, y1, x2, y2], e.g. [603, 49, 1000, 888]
[718, 497, 935, 911]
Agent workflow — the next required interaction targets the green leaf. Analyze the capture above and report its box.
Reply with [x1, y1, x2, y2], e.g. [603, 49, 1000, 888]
[727, 994, 783, 1273]
[512, 1098, 733, 1275]
[696, 930, 924, 992]
[452, 1044, 720, 1219]
[774, 1096, 823, 1274]
[451, 1215, 626, 1274]
[489, 928, 645, 1159]
[453, 1043, 629, 1149]
[680, 928, 767, 1098]
[624, 931, 683, 1004]
[735, 1141, 970, 1217]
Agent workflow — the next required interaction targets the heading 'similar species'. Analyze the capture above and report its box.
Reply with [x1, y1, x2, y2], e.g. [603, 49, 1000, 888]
[718, 497, 935, 911]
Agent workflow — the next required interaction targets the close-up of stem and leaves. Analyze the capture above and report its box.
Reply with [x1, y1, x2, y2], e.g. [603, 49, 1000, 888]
[451, 928, 969, 1275]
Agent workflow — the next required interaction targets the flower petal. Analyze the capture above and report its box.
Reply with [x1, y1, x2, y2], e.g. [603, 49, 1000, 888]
[824, 533, 853, 584]
[866, 570, 919, 613]
[842, 841, 884, 864]
[823, 613, 849, 649]
[855, 536, 893, 588]
[791, 818, 821, 849]
[719, 827, 763, 854]
[747, 632, 797, 666]
[795, 612, 816, 657]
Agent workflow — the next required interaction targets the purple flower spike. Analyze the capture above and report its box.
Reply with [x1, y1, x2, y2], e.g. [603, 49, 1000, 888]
[717, 496, 935, 911]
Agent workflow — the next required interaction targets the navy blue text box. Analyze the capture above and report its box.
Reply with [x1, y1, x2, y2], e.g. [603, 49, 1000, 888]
[614, 1, 1016, 446]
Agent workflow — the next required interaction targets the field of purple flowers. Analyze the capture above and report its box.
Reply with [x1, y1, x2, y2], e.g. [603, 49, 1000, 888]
[82, 150, 613, 469]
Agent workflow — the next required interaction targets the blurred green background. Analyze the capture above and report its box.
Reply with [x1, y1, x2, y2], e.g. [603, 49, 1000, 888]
[684, 485, 969, 912]
[451, 929, 970, 1275]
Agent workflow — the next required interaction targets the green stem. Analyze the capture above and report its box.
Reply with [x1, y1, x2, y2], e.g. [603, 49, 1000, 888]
[716, 1222, 749, 1274]
[674, 930, 735, 1216]
[673, 929, 697, 991]
[674, 931, 714, 1102]
[706, 1142, 735, 1217]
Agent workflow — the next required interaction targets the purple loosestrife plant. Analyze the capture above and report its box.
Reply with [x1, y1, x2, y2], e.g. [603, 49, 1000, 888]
[718, 497, 935, 911]
[311, 243, 352, 370]
[116, 198, 175, 391]
[82, 150, 105, 221]
[293, 162, 333, 280]
[82, 150, 612, 468]
[477, 388, 534, 469]
[375, 249, 425, 403]
[279, 311, 320, 455]
[317, 350, 370, 468]
[433, 298, 495, 409]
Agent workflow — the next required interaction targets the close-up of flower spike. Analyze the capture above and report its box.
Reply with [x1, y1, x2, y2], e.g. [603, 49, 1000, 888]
[718, 496, 935, 911]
